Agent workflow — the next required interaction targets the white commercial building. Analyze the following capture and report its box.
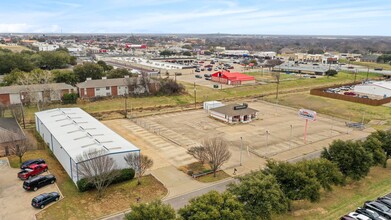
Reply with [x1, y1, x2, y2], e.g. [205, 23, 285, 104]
[35, 108, 140, 184]
[354, 81, 391, 98]
[203, 101, 224, 112]
[254, 51, 277, 59]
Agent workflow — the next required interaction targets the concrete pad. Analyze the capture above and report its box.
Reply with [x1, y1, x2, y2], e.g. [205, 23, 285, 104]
[150, 166, 208, 199]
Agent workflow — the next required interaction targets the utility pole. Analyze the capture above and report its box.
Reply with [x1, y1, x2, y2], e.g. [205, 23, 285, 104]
[266, 130, 269, 148]
[124, 93, 128, 118]
[240, 137, 243, 166]
[366, 67, 369, 81]
[194, 82, 197, 109]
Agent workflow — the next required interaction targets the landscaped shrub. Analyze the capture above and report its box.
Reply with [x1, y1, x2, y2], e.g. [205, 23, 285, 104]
[61, 93, 78, 104]
[77, 168, 135, 192]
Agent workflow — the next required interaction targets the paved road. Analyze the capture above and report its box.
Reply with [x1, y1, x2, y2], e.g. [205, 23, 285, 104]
[163, 177, 237, 210]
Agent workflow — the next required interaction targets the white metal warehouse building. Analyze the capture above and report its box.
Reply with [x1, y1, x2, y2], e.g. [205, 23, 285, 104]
[35, 108, 140, 184]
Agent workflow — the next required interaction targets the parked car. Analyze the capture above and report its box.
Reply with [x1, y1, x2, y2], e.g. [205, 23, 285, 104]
[374, 68, 383, 71]
[228, 66, 234, 69]
[23, 174, 56, 191]
[344, 92, 356, 96]
[364, 201, 391, 218]
[18, 164, 48, 180]
[207, 68, 212, 71]
[195, 69, 201, 72]
[20, 159, 46, 169]
[214, 67, 219, 71]
[195, 75, 202, 78]
[340, 215, 356, 220]
[204, 74, 211, 77]
[205, 77, 212, 80]
[378, 197, 391, 209]
[361, 95, 369, 99]
[31, 192, 60, 209]
[346, 212, 371, 220]
[356, 207, 387, 220]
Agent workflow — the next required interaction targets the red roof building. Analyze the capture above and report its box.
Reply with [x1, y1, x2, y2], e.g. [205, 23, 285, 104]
[211, 71, 255, 85]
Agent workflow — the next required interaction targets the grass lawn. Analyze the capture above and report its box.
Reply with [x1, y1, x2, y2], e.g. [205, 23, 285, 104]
[8, 149, 167, 220]
[264, 92, 391, 125]
[14, 71, 382, 124]
[0, 44, 31, 52]
[274, 161, 391, 220]
[196, 171, 231, 183]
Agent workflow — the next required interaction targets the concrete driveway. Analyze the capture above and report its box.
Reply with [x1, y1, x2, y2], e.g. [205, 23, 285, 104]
[0, 158, 59, 220]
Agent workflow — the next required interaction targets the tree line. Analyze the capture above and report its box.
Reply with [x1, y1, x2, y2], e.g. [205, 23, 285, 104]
[0, 48, 76, 75]
[125, 129, 391, 220]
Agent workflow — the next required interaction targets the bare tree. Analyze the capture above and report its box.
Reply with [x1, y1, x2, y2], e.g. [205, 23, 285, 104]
[0, 129, 28, 162]
[202, 137, 232, 177]
[187, 146, 207, 164]
[76, 149, 119, 198]
[124, 153, 153, 185]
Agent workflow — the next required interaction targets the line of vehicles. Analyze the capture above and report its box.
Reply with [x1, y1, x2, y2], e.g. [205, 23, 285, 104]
[17, 159, 60, 209]
[341, 195, 391, 220]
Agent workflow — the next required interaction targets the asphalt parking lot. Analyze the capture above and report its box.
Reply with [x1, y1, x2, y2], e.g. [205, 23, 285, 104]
[0, 158, 59, 220]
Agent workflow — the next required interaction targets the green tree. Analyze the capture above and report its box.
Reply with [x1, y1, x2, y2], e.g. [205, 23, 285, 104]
[125, 200, 176, 220]
[61, 93, 78, 104]
[183, 51, 192, 56]
[178, 191, 245, 220]
[368, 130, 391, 159]
[107, 68, 131, 79]
[160, 50, 173, 57]
[321, 140, 373, 180]
[36, 51, 71, 69]
[361, 137, 387, 167]
[228, 171, 289, 220]
[52, 70, 79, 86]
[264, 160, 321, 202]
[97, 60, 113, 72]
[73, 62, 104, 82]
[297, 158, 345, 191]
[325, 69, 338, 77]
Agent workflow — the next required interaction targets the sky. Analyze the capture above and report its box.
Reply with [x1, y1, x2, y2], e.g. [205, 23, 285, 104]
[0, 0, 390, 35]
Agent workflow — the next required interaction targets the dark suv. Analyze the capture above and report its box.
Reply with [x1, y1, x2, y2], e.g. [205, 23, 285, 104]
[31, 192, 60, 209]
[20, 159, 46, 169]
[23, 174, 56, 191]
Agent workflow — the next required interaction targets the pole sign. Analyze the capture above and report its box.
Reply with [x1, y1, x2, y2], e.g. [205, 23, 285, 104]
[298, 109, 317, 121]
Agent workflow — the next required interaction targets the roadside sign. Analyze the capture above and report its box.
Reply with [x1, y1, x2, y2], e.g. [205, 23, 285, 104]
[298, 109, 317, 121]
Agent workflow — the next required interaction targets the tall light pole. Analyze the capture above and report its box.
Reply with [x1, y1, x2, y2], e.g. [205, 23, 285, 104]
[240, 137, 243, 166]
[124, 92, 128, 118]
[194, 82, 197, 109]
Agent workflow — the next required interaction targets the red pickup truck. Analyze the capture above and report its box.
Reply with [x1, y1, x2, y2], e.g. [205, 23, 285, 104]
[18, 164, 48, 180]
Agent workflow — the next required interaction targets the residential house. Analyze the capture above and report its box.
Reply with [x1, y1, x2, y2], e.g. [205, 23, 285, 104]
[0, 83, 76, 105]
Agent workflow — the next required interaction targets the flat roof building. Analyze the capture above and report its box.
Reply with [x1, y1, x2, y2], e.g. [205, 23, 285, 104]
[35, 108, 140, 184]
[209, 103, 258, 124]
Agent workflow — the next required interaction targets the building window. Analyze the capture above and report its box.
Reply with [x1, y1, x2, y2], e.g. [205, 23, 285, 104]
[106, 87, 110, 90]
[96, 88, 100, 91]
[106, 92, 111, 96]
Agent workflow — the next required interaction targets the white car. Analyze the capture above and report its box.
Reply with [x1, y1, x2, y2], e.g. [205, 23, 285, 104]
[348, 212, 371, 220]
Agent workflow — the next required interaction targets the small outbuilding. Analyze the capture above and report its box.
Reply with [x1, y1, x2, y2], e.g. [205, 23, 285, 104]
[211, 71, 255, 85]
[35, 108, 140, 185]
[203, 101, 224, 112]
[209, 103, 258, 124]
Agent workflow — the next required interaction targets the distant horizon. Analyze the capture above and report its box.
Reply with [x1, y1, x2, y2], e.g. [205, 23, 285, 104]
[1, 33, 391, 38]
[1, 0, 391, 35]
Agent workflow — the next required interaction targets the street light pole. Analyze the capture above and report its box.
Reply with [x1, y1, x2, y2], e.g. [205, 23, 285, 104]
[194, 82, 197, 109]
[240, 137, 243, 166]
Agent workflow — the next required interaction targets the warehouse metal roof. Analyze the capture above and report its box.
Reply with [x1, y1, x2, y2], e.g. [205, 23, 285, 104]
[35, 108, 139, 162]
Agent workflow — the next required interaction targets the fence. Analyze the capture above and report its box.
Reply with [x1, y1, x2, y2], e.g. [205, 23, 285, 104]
[310, 84, 391, 106]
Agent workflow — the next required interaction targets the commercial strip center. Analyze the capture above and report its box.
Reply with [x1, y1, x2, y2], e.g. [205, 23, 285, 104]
[35, 108, 140, 184]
